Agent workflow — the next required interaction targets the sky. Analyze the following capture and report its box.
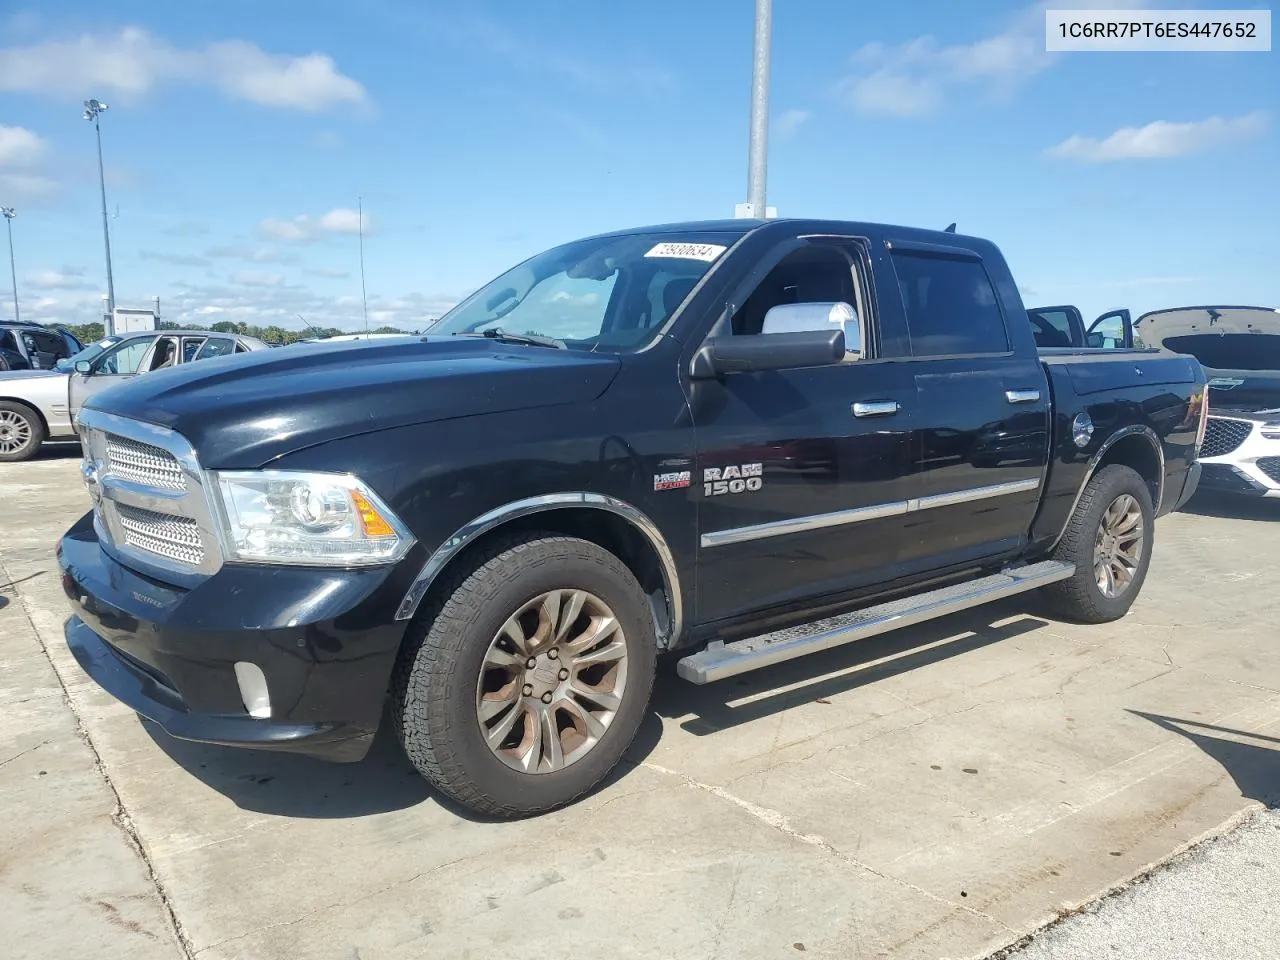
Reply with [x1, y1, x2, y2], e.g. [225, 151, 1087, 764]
[1, 0, 1277, 335]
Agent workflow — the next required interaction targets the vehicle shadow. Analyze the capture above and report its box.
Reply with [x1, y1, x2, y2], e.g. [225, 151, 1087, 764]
[1129, 711, 1280, 808]
[653, 598, 1049, 735]
[137, 696, 665, 823]
[32, 441, 83, 461]
[1179, 490, 1280, 522]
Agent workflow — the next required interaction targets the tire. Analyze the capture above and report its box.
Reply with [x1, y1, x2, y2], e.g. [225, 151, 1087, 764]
[1043, 464, 1154, 623]
[0, 401, 45, 463]
[392, 534, 658, 818]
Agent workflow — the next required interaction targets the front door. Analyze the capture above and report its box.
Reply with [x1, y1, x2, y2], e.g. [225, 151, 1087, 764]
[690, 237, 922, 623]
[1087, 309, 1133, 349]
[69, 337, 153, 417]
[887, 244, 1050, 568]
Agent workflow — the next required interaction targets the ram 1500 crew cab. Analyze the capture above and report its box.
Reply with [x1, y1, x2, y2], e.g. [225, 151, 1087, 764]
[58, 218, 1207, 817]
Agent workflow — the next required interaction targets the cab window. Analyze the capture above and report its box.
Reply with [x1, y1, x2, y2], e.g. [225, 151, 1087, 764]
[96, 339, 150, 375]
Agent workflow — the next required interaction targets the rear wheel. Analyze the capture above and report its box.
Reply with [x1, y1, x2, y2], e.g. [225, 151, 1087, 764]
[1043, 464, 1154, 623]
[0, 401, 44, 463]
[392, 535, 657, 818]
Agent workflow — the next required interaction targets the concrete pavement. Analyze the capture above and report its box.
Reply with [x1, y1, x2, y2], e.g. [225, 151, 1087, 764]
[2, 445, 1278, 959]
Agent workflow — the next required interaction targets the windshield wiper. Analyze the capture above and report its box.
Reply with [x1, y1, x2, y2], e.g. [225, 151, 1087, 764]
[454, 328, 567, 350]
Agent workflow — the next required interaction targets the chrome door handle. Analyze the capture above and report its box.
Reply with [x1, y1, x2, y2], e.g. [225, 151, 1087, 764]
[852, 400, 900, 418]
[1005, 389, 1041, 404]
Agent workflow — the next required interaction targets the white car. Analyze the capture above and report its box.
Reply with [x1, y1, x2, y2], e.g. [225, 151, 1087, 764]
[1133, 305, 1280, 498]
[0, 329, 267, 462]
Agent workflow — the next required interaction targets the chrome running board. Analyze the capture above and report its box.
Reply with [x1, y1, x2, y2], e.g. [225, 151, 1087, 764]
[676, 560, 1074, 685]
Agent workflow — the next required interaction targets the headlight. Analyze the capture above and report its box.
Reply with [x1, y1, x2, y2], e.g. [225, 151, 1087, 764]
[212, 471, 414, 566]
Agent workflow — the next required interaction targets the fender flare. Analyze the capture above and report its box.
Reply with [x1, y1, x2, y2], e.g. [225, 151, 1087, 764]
[394, 492, 684, 647]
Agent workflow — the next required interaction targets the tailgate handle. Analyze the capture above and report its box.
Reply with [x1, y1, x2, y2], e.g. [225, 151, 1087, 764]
[852, 400, 900, 418]
[1005, 389, 1041, 404]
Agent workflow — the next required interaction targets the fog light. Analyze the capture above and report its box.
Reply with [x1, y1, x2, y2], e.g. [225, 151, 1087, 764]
[234, 662, 272, 719]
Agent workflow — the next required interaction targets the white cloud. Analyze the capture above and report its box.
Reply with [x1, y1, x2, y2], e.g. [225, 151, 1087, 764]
[28, 268, 92, 290]
[318, 207, 365, 235]
[13, 283, 458, 333]
[139, 250, 210, 267]
[835, 2, 1145, 117]
[1047, 112, 1269, 162]
[0, 125, 46, 166]
[259, 217, 311, 242]
[232, 270, 286, 288]
[306, 267, 350, 279]
[0, 171, 57, 201]
[0, 27, 367, 112]
[774, 108, 811, 138]
[841, 69, 940, 117]
[258, 207, 370, 242]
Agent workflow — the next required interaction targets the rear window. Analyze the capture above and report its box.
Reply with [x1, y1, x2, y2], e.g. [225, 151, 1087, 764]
[892, 252, 1010, 357]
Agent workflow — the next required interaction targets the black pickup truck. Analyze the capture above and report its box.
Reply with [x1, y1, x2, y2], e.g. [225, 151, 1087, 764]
[58, 218, 1207, 818]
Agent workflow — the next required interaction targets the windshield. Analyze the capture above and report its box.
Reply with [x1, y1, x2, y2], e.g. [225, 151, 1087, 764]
[56, 336, 123, 371]
[427, 231, 742, 351]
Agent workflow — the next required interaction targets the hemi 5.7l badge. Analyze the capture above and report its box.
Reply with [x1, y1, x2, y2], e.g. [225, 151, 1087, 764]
[704, 463, 763, 497]
[654, 470, 692, 491]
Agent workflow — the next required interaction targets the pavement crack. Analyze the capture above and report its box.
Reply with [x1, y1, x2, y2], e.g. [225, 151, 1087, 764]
[639, 761, 1016, 936]
[0, 554, 195, 960]
[0, 740, 48, 767]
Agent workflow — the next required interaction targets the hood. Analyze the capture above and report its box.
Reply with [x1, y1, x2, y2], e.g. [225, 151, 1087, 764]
[0, 368, 62, 382]
[1136, 307, 1280, 414]
[85, 336, 622, 468]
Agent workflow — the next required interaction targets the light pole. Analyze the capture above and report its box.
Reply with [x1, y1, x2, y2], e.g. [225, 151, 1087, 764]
[745, 0, 772, 218]
[83, 98, 116, 320]
[1, 207, 16, 323]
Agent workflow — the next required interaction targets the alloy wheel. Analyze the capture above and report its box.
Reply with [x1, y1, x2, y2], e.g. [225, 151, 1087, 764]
[0, 410, 33, 456]
[475, 589, 628, 774]
[1093, 493, 1144, 599]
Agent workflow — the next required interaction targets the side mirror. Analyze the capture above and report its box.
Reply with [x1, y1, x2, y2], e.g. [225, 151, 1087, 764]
[691, 328, 846, 378]
[761, 301, 861, 353]
[74, 360, 92, 374]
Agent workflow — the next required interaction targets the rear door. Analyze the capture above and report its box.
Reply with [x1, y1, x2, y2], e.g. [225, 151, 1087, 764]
[885, 241, 1051, 569]
[1026, 305, 1085, 348]
[691, 235, 922, 622]
[192, 336, 236, 361]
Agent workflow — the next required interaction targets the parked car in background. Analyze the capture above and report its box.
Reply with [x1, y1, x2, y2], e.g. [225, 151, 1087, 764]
[1136, 305, 1280, 498]
[0, 328, 267, 462]
[0, 322, 83, 371]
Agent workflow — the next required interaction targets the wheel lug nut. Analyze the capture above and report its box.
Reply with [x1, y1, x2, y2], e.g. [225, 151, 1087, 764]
[522, 683, 533, 696]
[548, 648, 559, 660]
[541, 692, 553, 704]
[558, 669, 569, 681]
[526, 658, 537, 669]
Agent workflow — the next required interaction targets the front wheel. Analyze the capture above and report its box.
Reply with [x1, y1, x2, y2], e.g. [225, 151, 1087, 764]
[1043, 463, 1154, 623]
[392, 535, 657, 818]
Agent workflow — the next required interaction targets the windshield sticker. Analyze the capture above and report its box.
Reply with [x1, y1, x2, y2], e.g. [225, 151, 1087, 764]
[644, 242, 727, 262]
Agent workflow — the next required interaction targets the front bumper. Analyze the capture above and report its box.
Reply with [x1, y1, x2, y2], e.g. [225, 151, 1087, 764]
[1197, 418, 1280, 498]
[57, 510, 411, 762]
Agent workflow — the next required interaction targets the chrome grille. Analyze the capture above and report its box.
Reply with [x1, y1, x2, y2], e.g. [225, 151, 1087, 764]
[1258, 457, 1280, 484]
[104, 435, 187, 491]
[1201, 417, 1253, 458]
[78, 410, 223, 580]
[114, 503, 206, 566]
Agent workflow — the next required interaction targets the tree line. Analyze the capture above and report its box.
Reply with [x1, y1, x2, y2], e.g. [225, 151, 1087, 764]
[57, 320, 418, 347]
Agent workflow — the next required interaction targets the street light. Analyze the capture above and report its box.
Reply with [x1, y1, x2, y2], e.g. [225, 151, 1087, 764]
[83, 98, 116, 320]
[745, 0, 772, 218]
[1, 207, 16, 323]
